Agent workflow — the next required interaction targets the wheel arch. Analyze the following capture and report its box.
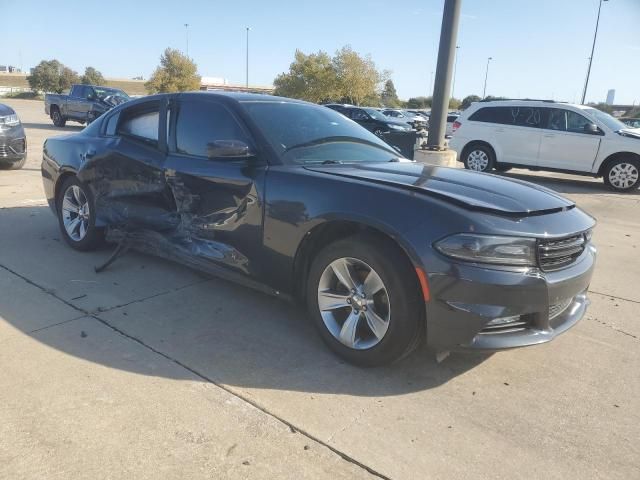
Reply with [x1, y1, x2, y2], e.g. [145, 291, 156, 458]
[292, 217, 426, 303]
[54, 169, 79, 208]
[596, 151, 640, 177]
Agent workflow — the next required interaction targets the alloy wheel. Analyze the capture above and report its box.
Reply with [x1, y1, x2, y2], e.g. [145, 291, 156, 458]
[61, 185, 90, 241]
[317, 257, 390, 350]
[609, 163, 639, 190]
[467, 149, 489, 171]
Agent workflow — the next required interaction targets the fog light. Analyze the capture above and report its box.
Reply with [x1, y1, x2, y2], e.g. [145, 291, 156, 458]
[487, 315, 521, 326]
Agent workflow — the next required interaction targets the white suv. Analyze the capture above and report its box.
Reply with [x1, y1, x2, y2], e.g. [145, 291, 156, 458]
[449, 100, 640, 191]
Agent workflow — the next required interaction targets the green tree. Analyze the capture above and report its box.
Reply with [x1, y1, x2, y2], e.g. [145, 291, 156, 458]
[460, 94, 481, 110]
[380, 79, 400, 107]
[406, 96, 432, 109]
[81, 66, 105, 85]
[145, 48, 201, 93]
[449, 97, 461, 110]
[273, 50, 338, 103]
[332, 46, 383, 105]
[27, 60, 79, 93]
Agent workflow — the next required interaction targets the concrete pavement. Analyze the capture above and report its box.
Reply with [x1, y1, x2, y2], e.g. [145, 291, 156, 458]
[0, 98, 638, 479]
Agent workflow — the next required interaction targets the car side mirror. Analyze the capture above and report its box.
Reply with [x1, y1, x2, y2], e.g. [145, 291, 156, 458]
[206, 140, 255, 159]
[584, 123, 601, 135]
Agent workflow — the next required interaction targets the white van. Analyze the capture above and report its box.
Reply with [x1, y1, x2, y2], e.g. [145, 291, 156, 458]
[449, 100, 640, 191]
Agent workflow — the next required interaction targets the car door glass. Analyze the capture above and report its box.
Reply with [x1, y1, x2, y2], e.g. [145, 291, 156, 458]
[566, 111, 592, 133]
[510, 107, 541, 128]
[118, 106, 160, 145]
[351, 109, 368, 121]
[547, 109, 591, 134]
[175, 101, 250, 158]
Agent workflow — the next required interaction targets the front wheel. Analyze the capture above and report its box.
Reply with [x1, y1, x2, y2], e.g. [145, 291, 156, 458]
[463, 145, 494, 172]
[56, 176, 103, 251]
[306, 234, 424, 367]
[51, 108, 66, 127]
[604, 158, 639, 192]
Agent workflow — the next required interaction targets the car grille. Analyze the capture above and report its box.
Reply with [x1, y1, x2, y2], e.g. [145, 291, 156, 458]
[0, 139, 25, 156]
[0, 144, 9, 156]
[538, 234, 586, 271]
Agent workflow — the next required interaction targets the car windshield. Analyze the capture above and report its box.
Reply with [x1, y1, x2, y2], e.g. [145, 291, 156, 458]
[363, 108, 389, 121]
[583, 107, 626, 131]
[94, 87, 129, 101]
[242, 101, 399, 164]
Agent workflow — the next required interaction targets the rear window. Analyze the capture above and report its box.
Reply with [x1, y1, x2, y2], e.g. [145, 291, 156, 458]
[469, 106, 542, 127]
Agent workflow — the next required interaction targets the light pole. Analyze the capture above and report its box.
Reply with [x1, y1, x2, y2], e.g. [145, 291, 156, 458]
[451, 45, 460, 99]
[429, 71, 434, 96]
[482, 56, 492, 98]
[581, 0, 608, 104]
[184, 23, 189, 57]
[245, 27, 251, 89]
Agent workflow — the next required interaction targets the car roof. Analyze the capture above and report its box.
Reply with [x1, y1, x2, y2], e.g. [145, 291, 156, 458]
[470, 100, 591, 110]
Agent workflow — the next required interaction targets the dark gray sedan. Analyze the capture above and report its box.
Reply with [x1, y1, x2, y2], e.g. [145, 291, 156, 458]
[41, 92, 596, 366]
[0, 103, 26, 169]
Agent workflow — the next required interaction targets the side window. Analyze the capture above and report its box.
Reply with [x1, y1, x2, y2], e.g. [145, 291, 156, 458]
[71, 86, 85, 98]
[117, 104, 160, 145]
[175, 101, 250, 158]
[469, 107, 509, 124]
[546, 109, 592, 134]
[510, 107, 541, 128]
[351, 109, 368, 121]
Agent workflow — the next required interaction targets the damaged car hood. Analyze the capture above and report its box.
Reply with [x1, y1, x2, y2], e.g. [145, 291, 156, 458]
[304, 162, 575, 216]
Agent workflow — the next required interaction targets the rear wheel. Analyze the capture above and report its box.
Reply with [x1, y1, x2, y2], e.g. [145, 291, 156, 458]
[56, 176, 103, 250]
[51, 108, 66, 127]
[306, 234, 424, 367]
[604, 158, 639, 192]
[463, 145, 494, 172]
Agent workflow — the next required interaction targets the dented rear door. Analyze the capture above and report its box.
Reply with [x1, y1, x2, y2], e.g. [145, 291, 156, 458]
[162, 97, 267, 279]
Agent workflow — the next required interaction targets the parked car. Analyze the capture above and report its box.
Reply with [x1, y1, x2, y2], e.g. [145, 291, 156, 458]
[446, 113, 460, 136]
[619, 117, 640, 129]
[382, 109, 428, 129]
[0, 103, 26, 170]
[45, 84, 130, 127]
[324, 104, 412, 136]
[42, 92, 596, 366]
[450, 100, 640, 191]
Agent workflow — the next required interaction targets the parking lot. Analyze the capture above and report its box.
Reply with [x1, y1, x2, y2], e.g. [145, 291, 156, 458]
[1, 98, 638, 479]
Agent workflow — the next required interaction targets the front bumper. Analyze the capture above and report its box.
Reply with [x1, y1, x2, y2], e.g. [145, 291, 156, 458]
[0, 136, 27, 163]
[425, 243, 596, 351]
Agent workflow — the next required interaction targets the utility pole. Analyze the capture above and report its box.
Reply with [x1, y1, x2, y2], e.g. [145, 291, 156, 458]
[482, 57, 492, 98]
[184, 23, 190, 57]
[426, 0, 462, 150]
[581, 0, 608, 104]
[245, 27, 251, 89]
[451, 45, 460, 99]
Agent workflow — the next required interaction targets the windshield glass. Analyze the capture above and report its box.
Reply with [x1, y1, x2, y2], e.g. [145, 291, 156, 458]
[583, 107, 626, 131]
[242, 102, 399, 164]
[94, 87, 130, 101]
[363, 108, 389, 121]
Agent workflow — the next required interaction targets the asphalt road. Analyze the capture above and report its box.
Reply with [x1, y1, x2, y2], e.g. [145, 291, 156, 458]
[1, 99, 638, 480]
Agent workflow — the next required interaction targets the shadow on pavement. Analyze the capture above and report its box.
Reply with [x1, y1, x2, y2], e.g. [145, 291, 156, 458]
[495, 170, 640, 196]
[0, 205, 490, 397]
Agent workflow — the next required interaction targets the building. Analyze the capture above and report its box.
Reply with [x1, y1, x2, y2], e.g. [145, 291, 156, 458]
[606, 89, 615, 105]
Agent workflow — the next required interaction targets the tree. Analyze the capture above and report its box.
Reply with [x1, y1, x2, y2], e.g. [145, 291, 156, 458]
[81, 67, 105, 85]
[460, 94, 481, 110]
[27, 60, 79, 93]
[449, 97, 461, 110]
[273, 50, 338, 103]
[380, 79, 400, 107]
[145, 48, 201, 94]
[333, 46, 383, 105]
[406, 96, 431, 109]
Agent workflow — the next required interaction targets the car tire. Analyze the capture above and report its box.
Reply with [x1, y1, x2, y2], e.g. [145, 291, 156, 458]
[51, 108, 66, 127]
[603, 157, 640, 192]
[306, 233, 424, 367]
[463, 145, 495, 172]
[56, 176, 103, 251]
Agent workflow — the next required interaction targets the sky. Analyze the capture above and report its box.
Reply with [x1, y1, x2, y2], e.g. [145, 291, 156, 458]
[3, 0, 639, 104]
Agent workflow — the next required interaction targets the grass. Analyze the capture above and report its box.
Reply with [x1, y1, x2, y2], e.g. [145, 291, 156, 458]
[0, 74, 148, 96]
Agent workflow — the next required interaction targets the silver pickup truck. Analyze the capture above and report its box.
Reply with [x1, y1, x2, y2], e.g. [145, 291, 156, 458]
[44, 84, 130, 127]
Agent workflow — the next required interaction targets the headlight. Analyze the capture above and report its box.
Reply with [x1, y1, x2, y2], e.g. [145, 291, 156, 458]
[388, 124, 409, 131]
[435, 233, 537, 266]
[0, 114, 20, 127]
